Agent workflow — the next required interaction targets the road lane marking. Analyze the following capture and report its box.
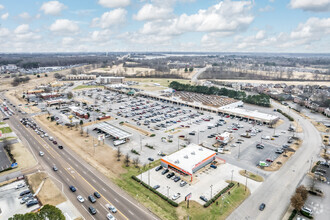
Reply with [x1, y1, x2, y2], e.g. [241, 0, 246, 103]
[92, 179, 96, 183]
[102, 188, 106, 192]
[64, 168, 76, 180]
[128, 210, 134, 215]
[68, 157, 72, 161]
[114, 198, 118, 202]
[83, 171, 87, 174]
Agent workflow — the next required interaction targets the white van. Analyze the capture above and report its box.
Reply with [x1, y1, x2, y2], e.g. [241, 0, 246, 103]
[114, 139, 126, 146]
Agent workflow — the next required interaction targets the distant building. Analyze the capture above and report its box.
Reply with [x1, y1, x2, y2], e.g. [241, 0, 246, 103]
[40, 92, 61, 100]
[66, 74, 96, 80]
[96, 76, 125, 84]
[69, 106, 89, 119]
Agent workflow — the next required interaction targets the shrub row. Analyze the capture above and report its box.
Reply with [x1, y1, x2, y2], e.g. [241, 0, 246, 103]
[131, 175, 179, 207]
[277, 109, 294, 121]
[150, 134, 156, 137]
[0, 167, 13, 173]
[288, 209, 297, 220]
[204, 182, 235, 208]
[131, 149, 140, 155]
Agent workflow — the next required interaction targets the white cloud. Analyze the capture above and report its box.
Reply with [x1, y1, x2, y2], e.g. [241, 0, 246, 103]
[0, 28, 10, 37]
[134, 4, 172, 21]
[98, 0, 130, 8]
[0, 5, 4, 10]
[14, 24, 30, 34]
[255, 30, 266, 40]
[62, 37, 74, 45]
[1, 12, 9, 20]
[92, 8, 127, 29]
[259, 5, 273, 12]
[40, 1, 66, 15]
[290, 0, 330, 12]
[19, 12, 31, 19]
[50, 19, 79, 33]
[140, 0, 254, 36]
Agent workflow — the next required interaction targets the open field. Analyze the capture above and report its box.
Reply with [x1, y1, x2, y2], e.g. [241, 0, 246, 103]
[27, 172, 66, 206]
[0, 127, 12, 134]
[128, 78, 191, 87]
[0, 142, 37, 177]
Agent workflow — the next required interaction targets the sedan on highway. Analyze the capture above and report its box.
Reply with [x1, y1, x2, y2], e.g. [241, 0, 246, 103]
[106, 213, 116, 220]
[89, 206, 97, 215]
[94, 191, 101, 198]
[39, 151, 44, 156]
[106, 204, 117, 213]
[69, 186, 76, 192]
[77, 195, 84, 203]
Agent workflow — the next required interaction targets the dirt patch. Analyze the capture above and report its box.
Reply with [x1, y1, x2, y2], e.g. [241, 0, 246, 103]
[263, 139, 302, 171]
[123, 123, 152, 136]
[310, 120, 329, 133]
[33, 115, 125, 179]
[27, 172, 66, 206]
[0, 142, 37, 177]
[273, 119, 284, 128]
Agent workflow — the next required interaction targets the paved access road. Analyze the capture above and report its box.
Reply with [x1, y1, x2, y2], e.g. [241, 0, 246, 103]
[1, 93, 158, 220]
[227, 101, 322, 220]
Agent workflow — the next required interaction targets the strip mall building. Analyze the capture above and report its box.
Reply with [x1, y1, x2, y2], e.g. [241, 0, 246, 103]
[161, 144, 216, 181]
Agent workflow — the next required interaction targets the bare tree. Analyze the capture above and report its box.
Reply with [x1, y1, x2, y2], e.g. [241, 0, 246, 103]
[116, 147, 121, 161]
[290, 193, 304, 211]
[133, 157, 140, 168]
[86, 128, 89, 137]
[80, 126, 84, 136]
[125, 153, 130, 167]
[296, 185, 308, 201]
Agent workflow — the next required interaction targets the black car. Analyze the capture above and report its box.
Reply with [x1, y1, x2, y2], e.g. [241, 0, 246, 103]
[58, 145, 63, 149]
[26, 199, 38, 208]
[259, 203, 266, 211]
[174, 176, 181, 182]
[148, 157, 154, 161]
[162, 169, 169, 175]
[94, 191, 101, 198]
[69, 186, 76, 192]
[155, 166, 163, 171]
[166, 172, 175, 178]
[88, 195, 96, 203]
[89, 206, 97, 215]
[320, 162, 330, 168]
[200, 196, 208, 202]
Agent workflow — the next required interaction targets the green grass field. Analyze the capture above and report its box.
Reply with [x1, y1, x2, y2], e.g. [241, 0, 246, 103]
[0, 122, 6, 125]
[0, 127, 12, 134]
[128, 78, 191, 87]
[114, 161, 250, 220]
[73, 85, 104, 90]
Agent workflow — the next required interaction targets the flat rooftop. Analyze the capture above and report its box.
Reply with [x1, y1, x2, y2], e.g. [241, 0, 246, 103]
[161, 144, 216, 175]
[219, 107, 279, 121]
[95, 122, 132, 140]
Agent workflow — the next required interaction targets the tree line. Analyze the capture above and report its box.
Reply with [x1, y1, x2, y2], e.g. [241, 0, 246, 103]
[169, 81, 270, 107]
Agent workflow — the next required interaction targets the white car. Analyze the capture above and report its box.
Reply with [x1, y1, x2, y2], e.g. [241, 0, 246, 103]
[106, 213, 116, 220]
[39, 151, 44, 156]
[105, 204, 117, 213]
[16, 183, 26, 189]
[171, 193, 181, 200]
[77, 195, 84, 203]
[44, 133, 49, 137]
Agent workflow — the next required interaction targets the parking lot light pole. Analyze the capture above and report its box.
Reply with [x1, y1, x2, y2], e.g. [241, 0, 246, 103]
[231, 170, 234, 183]
[237, 143, 241, 159]
[210, 185, 213, 200]
[167, 186, 170, 198]
[245, 175, 248, 193]
[178, 138, 180, 150]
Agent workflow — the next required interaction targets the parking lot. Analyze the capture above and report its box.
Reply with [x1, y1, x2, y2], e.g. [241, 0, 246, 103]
[137, 161, 262, 205]
[32, 84, 293, 167]
[0, 180, 40, 219]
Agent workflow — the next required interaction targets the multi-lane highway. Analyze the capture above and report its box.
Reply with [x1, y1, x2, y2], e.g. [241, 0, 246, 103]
[0, 93, 158, 220]
[227, 101, 322, 220]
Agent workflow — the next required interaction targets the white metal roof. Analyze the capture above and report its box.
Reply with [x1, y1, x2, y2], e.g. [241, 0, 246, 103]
[162, 144, 216, 174]
[218, 107, 279, 122]
[95, 122, 132, 140]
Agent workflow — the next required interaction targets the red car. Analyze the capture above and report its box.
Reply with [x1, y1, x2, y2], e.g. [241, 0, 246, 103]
[53, 141, 57, 145]
[266, 158, 273, 162]
[232, 128, 238, 130]
[225, 115, 230, 118]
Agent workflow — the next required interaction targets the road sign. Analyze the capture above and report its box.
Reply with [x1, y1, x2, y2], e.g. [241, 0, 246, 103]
[185, 193, 192, 201]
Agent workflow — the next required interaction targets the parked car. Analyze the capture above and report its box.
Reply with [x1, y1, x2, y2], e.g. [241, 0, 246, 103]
[200, 196, 208, 202]
[166, 172, 175, 179]
[26, 199, 38, 208]
[148, 157, 154, 161]
[20, 190, 31, 197]
[174, 176, 181, 182]
[171, 193, 181, 200]
[153, 185, 160, 190]
[162, 169, 169, 175]
[16, 183, 26, 189]
[320, 161, 330, 168]
[180, 181, 187, 187]
[155, 166, 163, 171]
[210, 164, 217, 169]
[69, 185, 76, 192]
[259, 203, 266, 211]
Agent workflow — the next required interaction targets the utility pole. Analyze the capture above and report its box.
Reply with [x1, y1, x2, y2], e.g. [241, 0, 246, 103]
[231, 170, 234, 183]
[238, 143, 241, 159]
[167, 186, 170, 198]
[245, 175, 248, 193]
[178, 138, 180, 150]
[148, 169, 150, 186]
[140, 135, 142, 152]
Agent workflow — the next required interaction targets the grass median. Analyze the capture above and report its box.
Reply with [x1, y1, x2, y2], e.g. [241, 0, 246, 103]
[0, 127, 13, 134]
[239, 170, 264, 182]
[73, 85, 104, 90]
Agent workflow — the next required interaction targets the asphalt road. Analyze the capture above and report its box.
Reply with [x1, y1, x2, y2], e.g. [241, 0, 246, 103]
[227, 100, 322, 220]
[1, 93, 159, 220]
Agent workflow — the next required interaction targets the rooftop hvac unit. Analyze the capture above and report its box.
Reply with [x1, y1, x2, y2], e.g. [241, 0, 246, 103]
[184, 155, 188, 159]
[199, 147, 203, 151]
[191, 151, 195, 155]
[175, 160, 180, 164]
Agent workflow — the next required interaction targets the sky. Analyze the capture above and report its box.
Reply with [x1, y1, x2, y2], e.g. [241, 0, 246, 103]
[0, 0, 330, 53]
